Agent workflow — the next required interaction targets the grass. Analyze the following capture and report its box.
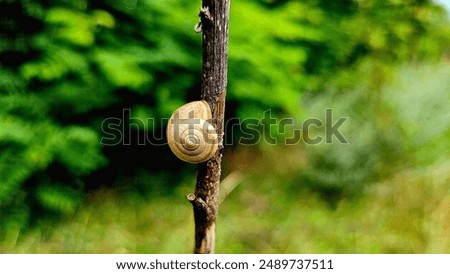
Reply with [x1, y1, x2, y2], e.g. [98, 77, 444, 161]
[1, 148, 448, 254]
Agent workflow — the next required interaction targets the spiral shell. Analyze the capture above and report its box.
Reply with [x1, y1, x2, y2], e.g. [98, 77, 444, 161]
[167, 101, 218, 163]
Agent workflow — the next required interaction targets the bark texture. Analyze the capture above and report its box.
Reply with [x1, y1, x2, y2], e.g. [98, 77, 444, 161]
[190, 0, 229, 254]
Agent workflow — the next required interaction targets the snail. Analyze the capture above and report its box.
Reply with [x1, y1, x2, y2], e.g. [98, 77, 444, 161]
[167, 100, 218, 163]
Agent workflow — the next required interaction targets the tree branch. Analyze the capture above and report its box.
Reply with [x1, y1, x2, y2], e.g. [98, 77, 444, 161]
[191, 0, 230, 254]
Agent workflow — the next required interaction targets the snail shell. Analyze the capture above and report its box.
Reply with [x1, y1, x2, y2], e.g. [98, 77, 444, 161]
[167, 101, 218, 163]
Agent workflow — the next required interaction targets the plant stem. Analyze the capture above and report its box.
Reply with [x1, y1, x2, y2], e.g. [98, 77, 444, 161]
[189, 0, 230, 254]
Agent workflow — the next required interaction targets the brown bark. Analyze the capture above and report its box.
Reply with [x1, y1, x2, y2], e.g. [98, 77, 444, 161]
[188, 0, 230, 254]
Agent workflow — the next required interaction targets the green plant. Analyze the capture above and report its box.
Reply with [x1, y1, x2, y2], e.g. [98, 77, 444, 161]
[0, 0, 448, 240]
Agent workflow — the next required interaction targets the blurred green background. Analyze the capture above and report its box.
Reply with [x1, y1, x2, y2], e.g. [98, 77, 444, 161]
[0, 0, 449, 253]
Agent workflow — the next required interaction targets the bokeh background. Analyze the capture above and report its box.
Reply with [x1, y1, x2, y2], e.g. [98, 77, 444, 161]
[1, 0, 449, 253]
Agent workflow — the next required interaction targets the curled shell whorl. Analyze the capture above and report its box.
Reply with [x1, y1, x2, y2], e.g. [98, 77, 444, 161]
[167, 101, 218, 163]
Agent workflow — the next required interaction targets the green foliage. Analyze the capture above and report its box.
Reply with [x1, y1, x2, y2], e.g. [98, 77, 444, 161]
[384, 63, 450, 165]
[298, 62, 449, 198]
[1, 156, 448, 253]
[0, 0, 449, 247]
[36, 184, 81, 214]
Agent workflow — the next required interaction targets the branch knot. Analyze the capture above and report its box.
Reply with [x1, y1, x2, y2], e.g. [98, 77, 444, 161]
[194, 6, 213, 33]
